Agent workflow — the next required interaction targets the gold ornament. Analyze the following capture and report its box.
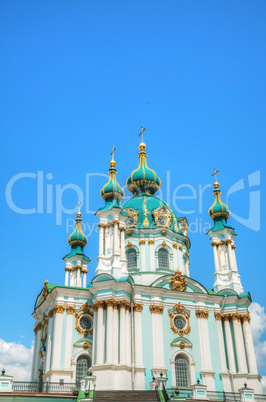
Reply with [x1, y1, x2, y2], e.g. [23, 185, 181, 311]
[153, 205, 172, 228]
[67, 306, 75, 315]
[143, 197, 149, 227]
[54, 305, 65, 314]
[196, 310, 209, 319]
[241, 314, 251, 323]
[83, 342, 89, 350]
[133, 303, 143, 312]
[170, 269, 187, 292]
[214, 312, 224, 321]
[150, 305, 164, 314]
[230, 312, 241, 322]
[169, 303, 191, 336]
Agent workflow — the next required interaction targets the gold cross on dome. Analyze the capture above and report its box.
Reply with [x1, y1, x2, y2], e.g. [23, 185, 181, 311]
[110, 146, 116, 160]
[78, 199, 81, 212]
[212, 168, 219, 182]
[139, 126, 146, 143]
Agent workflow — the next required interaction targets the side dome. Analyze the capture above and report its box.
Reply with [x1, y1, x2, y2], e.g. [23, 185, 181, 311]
[100, 159, 124, 202]
[68, 211, 88, 247]
[208, 181, 230, 221]
[126, 142, 161, 195]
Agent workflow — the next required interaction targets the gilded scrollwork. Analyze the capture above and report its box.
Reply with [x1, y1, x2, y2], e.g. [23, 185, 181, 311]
[181, 218, 188, 236]
[169, 303, 191, 336]
[170, 269, 187, 292]
[214, 312, 224, 321]
[133, 303, 143, 312]
[124, 208, 139, 228]
[54, 305, 65, 314]
[230, 312, 241, 322]
[241, 314, 251, 323]
[153, 206, 172, 228]
[143, 197, 149, 227]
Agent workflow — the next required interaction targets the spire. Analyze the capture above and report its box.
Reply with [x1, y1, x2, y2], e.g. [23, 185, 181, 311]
[208, 169, 231, 230]
[100, 147, 125, 208]
[126, 126, 161, 195]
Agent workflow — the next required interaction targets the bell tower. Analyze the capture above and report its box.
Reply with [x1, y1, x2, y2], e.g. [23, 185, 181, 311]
[207, 169, 243, 294]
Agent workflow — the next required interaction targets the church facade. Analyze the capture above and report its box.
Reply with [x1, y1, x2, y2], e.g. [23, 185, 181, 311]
[31, 135, 262, 394]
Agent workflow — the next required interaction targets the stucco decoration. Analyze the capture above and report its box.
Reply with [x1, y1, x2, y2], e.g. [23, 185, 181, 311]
[169, 302, 191, 336]
[170, 269, 187, 292]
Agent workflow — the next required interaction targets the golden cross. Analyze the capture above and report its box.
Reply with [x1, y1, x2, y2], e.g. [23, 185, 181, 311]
[78, 199, 81, 212]
[212, 168, 219, 182]
[110, 146, 116, 160]
[138, 126, 146, 143]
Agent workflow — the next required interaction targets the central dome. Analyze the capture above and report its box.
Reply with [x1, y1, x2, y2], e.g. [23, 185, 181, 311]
[126, 143, 161, 195]
[122, 194, 181, 233]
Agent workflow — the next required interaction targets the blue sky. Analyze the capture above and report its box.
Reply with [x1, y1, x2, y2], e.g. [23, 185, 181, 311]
[1, 0, 266, 381]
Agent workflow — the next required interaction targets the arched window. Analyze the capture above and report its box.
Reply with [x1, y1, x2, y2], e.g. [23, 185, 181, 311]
[175, 354, 190, 387]
[76, 355, 91, 386]
[126, 249, 137, 269]
[158, 248, 169, 269]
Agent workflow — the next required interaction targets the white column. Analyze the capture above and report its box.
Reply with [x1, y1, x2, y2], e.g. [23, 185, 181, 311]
[113, 304, 119, 364]
[242, 315, 258, 374]
[173, 244, 178, 269]
[76, 267, 81, 287]
[178, 246, 184, 273]
[105, 226, 111, 256]
[151, 309, 157, 367]
[64, 268, 69, 286]
[106, 301, 114, 364]
[150, 306, 164, 369]
[125, 306, 131, 366]
[232, 245, 238, 271]
[120, 229, 126, 260]
[211, 243, 220, 272]
[156, 311, 165, 368]
[214, 313, 227, 372]
[99, 224, 104, 256]
[196, 311, 212, 371]
[45, 312, 54, 373]
[82, 270, 87, 288]
[226, 240, 235, 271]
[51, 306, 65, 370]
[119, 302, 127, 365]
[149, 240, 155, 271]
[33, 326, 41, 380]
[95, 302, 105, 365]
[139, 240, 146, 271]
[134, 304, 143, 367]
[92, 308, 97, 366]
[64, 307, 74, 370]
[231, 314, 247, 373]
[223, 315, 236, 373]
[113, 221, 119, 254]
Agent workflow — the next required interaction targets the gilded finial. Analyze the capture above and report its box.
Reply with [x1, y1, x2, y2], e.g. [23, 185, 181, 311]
[44, 279, 48, 285]
[110, 146, 116, 161]
[212, 168, 219, 182]
[78, 200, 81, 212]
[139, 126, 146, 144]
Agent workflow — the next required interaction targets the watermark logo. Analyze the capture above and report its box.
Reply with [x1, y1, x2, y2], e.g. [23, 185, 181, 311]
[5, 170, 261, 235]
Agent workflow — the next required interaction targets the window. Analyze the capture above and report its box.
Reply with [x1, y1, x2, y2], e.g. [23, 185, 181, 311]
[79, 316, 92, 331]
[76, 355, 91, 386]
[158, 248, 169, 269]
[173, 315, 186, 330]
[126, 249, 137, 269]
[175, 355, 190, 387]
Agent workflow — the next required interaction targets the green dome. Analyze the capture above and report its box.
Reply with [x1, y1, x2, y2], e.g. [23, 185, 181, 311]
[122, 194, 181, 233]
[208, 181, 230, 221]
[126, 143, 161, 195]
[68, 211, 88, 247]
[100, 159, 124, 203]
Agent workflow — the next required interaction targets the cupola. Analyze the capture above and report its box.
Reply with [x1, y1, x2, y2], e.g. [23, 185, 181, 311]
[100, 146, 124, 208]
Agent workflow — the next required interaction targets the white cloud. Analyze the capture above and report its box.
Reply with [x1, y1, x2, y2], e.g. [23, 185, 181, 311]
[249, 302, 266, 382]
[0, 339, 33, 381]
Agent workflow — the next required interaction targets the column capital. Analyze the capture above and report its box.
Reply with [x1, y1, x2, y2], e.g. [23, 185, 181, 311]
[225, 239, 233, 245]
[241, 314, 251, 323]
[54, 305, 65, 314]
[112, 219, 120, 226]
[196, 310, 209, 319]
[231, 312, 241, 322]
[148, 239, 155, 245]
[223, 314, 231, 322]
[133, 303, 143, 312]
[48, 309, 54, 318]
[210, 241, 219, 247]
[139, 239, 146, 245]
[105, 299, 116, 308]
[214, 312, 224, 321]
[232, 244, 237, 249]
[95, 300, 106, 310]
[173, 242, 178, 249]
[117, 300, 130, 310]
[150, 305, 164, 314]
[66, 306, 75, 315]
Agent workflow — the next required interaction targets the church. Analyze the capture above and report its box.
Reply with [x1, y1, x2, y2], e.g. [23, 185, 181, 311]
[31, 130, 263, 395]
